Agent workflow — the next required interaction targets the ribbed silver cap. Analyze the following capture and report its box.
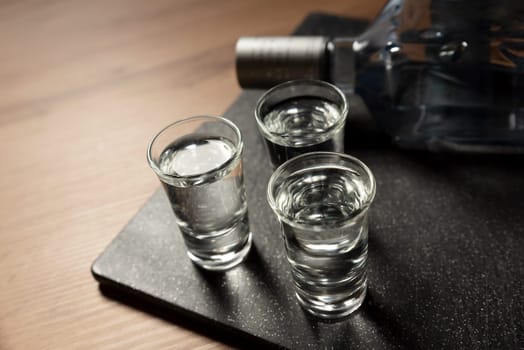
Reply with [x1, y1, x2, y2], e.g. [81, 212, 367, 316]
[235, 36, 329, 88]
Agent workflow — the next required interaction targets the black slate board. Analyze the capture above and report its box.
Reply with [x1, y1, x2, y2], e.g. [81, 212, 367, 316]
[92, 13, 524, 349]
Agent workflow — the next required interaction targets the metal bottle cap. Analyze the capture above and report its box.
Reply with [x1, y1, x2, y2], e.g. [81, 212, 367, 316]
[235, 36, 329, 88]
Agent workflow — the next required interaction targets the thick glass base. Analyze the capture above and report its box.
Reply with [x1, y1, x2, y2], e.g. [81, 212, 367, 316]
[187, 232, 252, 271]
[296, 282, 367, 320]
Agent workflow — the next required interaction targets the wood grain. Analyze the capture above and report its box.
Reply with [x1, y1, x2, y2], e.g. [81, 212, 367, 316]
[0, 1, 381, 348]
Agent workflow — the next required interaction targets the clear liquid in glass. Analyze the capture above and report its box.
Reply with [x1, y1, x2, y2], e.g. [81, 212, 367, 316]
[158, 136, 251, 270]
[274, 165, 369, 318]
[260, 97, 345, 167]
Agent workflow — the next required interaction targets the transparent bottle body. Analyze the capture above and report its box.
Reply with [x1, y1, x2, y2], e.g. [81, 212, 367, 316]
[353, 0, 524, 151]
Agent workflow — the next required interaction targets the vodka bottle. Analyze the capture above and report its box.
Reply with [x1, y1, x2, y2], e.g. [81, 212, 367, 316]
[236, 0, 524, 152]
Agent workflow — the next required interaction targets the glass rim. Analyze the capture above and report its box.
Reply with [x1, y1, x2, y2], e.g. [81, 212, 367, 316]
[254, 79, 349, 146]
[147, 115, 243, 185]
[267, 151, 376, 230]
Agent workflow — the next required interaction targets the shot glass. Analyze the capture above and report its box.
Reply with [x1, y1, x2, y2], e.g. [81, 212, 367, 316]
[147, 116, 252, 271]
[267, 152, 376, 319]
[255, 80, 348, 168]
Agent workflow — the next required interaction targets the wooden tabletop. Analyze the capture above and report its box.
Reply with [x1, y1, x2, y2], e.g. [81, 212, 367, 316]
[0, 1, 381, 348]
